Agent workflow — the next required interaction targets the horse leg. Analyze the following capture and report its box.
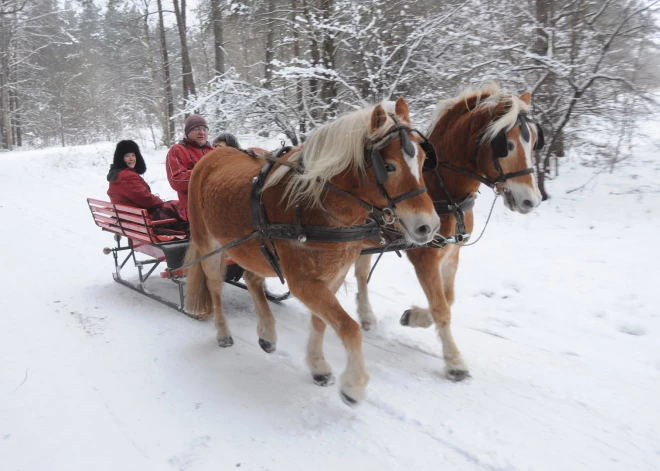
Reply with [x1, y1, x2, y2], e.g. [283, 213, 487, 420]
[441, 246, 460, 307]
[354, 254, 377, 330]
[306, 314, 335, 386]
[306, 269, 348, 387]
[200, 250, 233, 347]
[242, 270, 277, 353]
[406, 248, 469, 381]
[294, 275, 369, 405]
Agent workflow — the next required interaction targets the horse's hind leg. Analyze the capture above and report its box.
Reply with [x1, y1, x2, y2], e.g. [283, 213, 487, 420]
[355, 254, 377, 330]
[406, 248, 469, 381]
[200, 249, 233, 347]
[242, 270, 277, 353]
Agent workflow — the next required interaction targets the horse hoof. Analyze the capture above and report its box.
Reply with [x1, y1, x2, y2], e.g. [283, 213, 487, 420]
[361, 321, 373, 331]
[400, 310, 412, 326]
[340, 391, 359, 407]
[258, 338, 276, 353]
[217, 336, 234, 348]
[447, 369, 470, 382]
[312, 373, 335, 387]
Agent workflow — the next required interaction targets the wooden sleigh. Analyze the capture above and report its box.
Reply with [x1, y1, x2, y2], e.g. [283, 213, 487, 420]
[87, 198, 290, 319]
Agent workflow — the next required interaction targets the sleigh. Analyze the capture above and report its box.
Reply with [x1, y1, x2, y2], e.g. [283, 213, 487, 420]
[87, 198, 290, 319]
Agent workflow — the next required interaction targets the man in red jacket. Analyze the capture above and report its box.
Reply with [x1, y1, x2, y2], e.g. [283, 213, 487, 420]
[166, 114, 215, 221]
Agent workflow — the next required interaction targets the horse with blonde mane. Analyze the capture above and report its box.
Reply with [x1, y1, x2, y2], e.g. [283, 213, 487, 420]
[184, 98, 439, 405]
[354, 84, 544, 381]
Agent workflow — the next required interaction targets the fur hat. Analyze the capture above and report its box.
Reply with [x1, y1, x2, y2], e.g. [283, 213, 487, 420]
[212, 132, 241, 149]
[108, 140, 146, 181]
[184, 114, 208, 136]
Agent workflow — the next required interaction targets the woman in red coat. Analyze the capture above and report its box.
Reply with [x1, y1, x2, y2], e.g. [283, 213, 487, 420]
[107, 140, 165, 210]
[107, 140, 186, 232]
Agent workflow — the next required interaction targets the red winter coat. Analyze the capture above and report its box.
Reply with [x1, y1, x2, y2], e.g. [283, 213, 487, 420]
[166, 139, 215, 221]
[107, 168, 164, 211]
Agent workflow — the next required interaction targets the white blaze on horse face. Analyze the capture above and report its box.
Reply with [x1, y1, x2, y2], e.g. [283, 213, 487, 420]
[502, 123, 542, 214]
[404, 141, 420, 182]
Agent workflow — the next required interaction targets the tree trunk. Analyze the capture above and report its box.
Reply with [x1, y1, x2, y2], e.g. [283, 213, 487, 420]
[303, 0, 320, 122]
[172, 0, 196, 106]
[157, 0, 175, 145]
[291, 0, 305, 136]
[534, 0, 551, 200]
[210, 0, 224, 76]
[142, 5, 169, 146]
[320, 0, 337, 118]
[264, 0, 275, 89]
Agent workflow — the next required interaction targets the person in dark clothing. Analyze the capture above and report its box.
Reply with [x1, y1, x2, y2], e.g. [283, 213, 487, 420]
[212, 132, 241, 149]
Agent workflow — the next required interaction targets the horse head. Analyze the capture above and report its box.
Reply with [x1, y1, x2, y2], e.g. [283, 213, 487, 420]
[364, 98, 440, 244]
[475, 91, 544, 214]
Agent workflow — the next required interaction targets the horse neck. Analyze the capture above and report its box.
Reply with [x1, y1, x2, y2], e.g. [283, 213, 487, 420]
[426, 110, 490, 200]
[323, 171, 372, 226]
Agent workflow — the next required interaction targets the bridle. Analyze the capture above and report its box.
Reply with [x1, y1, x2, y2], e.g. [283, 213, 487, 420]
[325, 116, 438, 226]
[428, 112, 546, 242]
[436, 112, 545, 191]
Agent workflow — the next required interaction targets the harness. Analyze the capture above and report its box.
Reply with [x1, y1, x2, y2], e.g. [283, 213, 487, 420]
[172, 120, 435, 280]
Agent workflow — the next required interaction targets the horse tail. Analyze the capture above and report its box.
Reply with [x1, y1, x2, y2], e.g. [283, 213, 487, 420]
[184, 242, 214, 319]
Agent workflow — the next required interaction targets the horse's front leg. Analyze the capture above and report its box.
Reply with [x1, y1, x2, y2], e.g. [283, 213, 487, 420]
[404, 247, 469, 381]
[292, 276, 369, 406]
[354, 254, 377, 330]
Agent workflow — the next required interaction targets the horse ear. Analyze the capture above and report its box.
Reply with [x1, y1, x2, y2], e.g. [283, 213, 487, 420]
[370, 104, 388, 132]
[394, 97, 411, 125]
[519, 92, 531, 105]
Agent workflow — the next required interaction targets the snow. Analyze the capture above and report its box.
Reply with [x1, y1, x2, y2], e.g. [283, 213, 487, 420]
[1, 132, 659, 471]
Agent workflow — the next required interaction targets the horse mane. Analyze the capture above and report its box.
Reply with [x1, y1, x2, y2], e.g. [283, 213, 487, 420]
[427, 82, 530, 144]
[265, 104, 396, 207]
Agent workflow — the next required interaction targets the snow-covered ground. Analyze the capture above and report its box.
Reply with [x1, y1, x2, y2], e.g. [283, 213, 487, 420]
[1, 132, 659, 471]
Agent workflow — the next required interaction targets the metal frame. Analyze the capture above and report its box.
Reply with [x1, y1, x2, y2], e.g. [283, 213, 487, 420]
[105, 234, 289, 319]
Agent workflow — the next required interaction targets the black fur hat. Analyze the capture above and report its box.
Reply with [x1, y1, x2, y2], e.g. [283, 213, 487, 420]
[109, 139, 146, 177]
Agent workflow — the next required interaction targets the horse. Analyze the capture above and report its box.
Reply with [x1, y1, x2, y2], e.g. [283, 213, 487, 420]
[354, 84, 544, 381]
[184, 98, 440, 405]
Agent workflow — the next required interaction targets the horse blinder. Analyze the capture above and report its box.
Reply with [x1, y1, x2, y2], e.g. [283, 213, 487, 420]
[370, 149, 389, 185]
[490, 130, 509, 159]
[420, 140, 438, 172]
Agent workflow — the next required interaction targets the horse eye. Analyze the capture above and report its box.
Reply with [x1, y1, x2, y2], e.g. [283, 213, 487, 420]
[507, 141, 515, 152]
[385, 163, 396, 173]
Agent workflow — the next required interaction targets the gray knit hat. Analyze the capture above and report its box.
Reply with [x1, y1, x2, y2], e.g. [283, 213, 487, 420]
[184, 114, 208, 136]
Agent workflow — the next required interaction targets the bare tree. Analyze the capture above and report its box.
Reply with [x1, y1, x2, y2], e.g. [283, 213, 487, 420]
[172, 0, 196, 107]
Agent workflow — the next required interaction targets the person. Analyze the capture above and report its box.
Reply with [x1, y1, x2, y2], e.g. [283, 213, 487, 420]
[107, 139, 186, 233]
[166, 114, 215, 221]
[107, 140, 165, 210]
[212, 132, 241, 149]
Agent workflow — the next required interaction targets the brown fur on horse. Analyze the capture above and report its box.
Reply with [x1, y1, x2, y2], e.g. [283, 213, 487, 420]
[356, 85, 543, 381]
[184, 98, 438, 405]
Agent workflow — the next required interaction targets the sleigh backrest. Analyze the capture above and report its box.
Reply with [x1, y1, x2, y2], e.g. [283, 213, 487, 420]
[87, 198, 186, 244]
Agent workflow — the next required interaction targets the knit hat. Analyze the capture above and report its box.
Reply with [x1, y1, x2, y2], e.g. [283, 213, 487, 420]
[184, 114, 208, 136]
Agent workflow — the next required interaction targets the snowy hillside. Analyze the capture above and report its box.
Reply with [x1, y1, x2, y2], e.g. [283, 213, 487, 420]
[1, 133, 659, 471]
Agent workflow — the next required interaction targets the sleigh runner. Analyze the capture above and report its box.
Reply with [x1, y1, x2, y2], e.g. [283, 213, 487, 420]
[87, 198, 290, 318]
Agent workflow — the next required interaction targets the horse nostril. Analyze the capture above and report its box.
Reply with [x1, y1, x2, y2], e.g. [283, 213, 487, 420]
[416, 225, 431, 236]
[522, 199, 534, 208]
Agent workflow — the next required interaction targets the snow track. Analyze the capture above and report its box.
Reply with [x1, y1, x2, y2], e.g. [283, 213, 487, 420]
[1, 140, 659, 470]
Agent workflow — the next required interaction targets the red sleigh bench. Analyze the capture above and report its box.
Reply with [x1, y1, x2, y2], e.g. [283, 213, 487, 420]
[87, 198, 289, 317]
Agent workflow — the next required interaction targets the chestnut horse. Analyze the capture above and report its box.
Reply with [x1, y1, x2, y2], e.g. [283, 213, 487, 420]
[184, 98, 439, 405]
[355, 85, 544, 381]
